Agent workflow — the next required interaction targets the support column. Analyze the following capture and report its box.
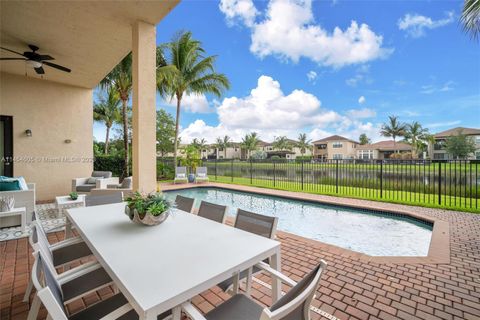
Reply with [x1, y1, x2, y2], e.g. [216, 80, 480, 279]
[132, 21, 157, 193]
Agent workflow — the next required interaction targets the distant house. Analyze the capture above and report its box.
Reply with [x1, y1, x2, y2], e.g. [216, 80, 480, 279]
[356, 141, 412, 160]
[312, 135, 358, 160]
[259, 139, 312, 160]
[429, 127, 480, 160]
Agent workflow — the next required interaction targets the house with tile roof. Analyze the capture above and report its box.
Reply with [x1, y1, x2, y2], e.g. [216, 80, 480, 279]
[312, 135, 359, 160]
[428, 127, 480, 160]
[356, 141, 412, 160]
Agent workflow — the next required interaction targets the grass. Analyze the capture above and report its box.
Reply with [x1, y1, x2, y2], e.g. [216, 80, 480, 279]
[203, 175, 480, 214]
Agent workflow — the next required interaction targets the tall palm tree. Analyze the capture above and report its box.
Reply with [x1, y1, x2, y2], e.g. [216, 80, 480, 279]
[296, 133, 312, 156]
[157, 31, 230, 167]
[462, 0, 480, 40]
[272, 136, 293, 151]
[101, 54, 132, 175]
[191, 138, 207, 158]
[404, 121, 429, 158]
[93, 87, 121, 154]
[241, 132, 260, 159]
[380, 115, 407, 154]
[216, 135, 231, 159]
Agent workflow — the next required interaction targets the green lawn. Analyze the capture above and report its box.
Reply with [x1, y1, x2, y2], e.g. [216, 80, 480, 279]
[205, 175, 479, 213]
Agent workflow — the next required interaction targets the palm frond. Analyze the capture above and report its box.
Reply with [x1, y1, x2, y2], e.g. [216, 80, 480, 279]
[462, 0, 480, 40]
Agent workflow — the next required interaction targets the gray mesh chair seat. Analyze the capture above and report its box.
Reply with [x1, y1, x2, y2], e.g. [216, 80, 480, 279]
[175, 195, 195, 213]
[205, 294, 263, 320]
[202, 262, 327, 320]
[52, 241, 92, 267]
[62, 267, 112, 301]
[69, 293, 138, 320]
[197, 201, 227, 223]
[85, 192, 123, 207]
[218, 209, 278, 292]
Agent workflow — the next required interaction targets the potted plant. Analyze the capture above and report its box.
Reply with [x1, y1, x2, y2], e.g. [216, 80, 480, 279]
[180, 145, 201, 183]
[69, 192, 78, 200]
[124, 192, 171, 226]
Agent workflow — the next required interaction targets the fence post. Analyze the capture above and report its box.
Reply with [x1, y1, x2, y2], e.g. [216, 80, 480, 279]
[250, 159, 253, 185]
[273, 161, 276, 187]
[231, 159, 234, 182]
[215, 159, 217, 181]
[335, 159, 339, 193]
[301, 161, 304, 190]
[438, 161, 442, 205]
[380, 161, 383, 198]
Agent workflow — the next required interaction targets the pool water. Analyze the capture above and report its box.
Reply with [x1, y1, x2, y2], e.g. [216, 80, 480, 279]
[164, 187, 433, 257]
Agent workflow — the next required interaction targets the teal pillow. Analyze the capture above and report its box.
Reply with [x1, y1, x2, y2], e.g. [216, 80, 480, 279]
[0, 180, 21, 191]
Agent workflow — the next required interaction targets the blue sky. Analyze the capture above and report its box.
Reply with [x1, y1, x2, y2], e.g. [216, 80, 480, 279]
[94, 0, 480, 143]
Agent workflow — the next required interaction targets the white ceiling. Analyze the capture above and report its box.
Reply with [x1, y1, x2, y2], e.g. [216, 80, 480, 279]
[0, 1, 179, 88]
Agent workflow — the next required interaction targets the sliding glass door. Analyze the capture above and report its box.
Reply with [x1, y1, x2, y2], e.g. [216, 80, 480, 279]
[0, 115, 13, 177]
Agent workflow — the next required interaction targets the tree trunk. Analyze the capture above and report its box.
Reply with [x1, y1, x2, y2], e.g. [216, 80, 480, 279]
[105, 125, 111, 154]
[224, 147, 227, 159]
[173, 93, 182, 168]
[122, 99, 129, 176]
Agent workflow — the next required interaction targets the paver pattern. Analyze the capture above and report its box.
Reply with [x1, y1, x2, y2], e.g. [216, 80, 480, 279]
[1, 187, 479, 320]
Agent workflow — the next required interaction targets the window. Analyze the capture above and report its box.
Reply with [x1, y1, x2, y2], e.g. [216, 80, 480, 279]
[476, 136, 480, 144]
[332, 142, 343, 148]
[333, 154, 343, 159]
[358, 150, 373, 159]
[476, 151, 480, 160]
[316, 144, 327, 150]
[433, 153, 445, 160]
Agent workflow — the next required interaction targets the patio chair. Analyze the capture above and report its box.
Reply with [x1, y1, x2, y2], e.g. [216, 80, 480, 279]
[85, 192, 123, 207]
[174, 167, 188, 184]
[217, 209, 278, 292]
[197, 201, 227, 223]
[182, 260, 328, 320]
[72, 171, 119, 193]
[174, 195, 195, 213]
[91, 176, 133, 197]
[29, 250, 136, 320]
[195, 167, 209, 183]
[24, 221, 93, 302]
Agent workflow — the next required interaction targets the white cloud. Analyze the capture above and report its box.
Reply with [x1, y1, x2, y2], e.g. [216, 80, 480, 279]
[220, 0, 393, 67]
[164, 93, 213, 113]
[358, 96, 366, 104]
[219, 0, 258, 27]
[179, 75, 384, 144]
[426, 120, 461, 128]
[398, 12, 454, 38]
[346, 107, 376, 119]
[420, 81, 455, 94]
[307, 70, 317, 83]
[346, 64, 372, 87]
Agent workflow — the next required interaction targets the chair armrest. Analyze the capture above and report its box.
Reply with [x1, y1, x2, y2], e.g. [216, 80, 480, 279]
[49, 236, 84, 251]
[182, 302, 207, 320]
[27, 183, 35, 191]
[255, 261, 297, 287]
[72, 177, 89, 191]
[96, 177, 119, 189]
[57, 261, 102, 284]
[98, 303, 134, 320]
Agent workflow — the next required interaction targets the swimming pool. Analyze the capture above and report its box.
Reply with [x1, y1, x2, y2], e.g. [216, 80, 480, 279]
[164, 187, 433, 257]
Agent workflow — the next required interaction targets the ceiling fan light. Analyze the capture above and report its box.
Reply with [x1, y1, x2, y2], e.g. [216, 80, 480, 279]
[26, 60, 42, 68]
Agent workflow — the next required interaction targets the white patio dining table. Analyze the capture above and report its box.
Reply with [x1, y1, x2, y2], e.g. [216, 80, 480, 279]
[66, 203, 282, 320]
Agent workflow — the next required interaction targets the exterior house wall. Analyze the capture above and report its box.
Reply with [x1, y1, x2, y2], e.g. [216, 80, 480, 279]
[326, 141, 357, 159]
[0, 72, 93, 200]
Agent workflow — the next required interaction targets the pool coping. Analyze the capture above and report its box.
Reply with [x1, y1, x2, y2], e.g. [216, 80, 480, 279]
[161, 182, 450, 265]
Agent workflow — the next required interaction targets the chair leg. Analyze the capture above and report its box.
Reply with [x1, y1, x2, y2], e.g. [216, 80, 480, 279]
[23, 278, 33, 302]
[27, 294, 41, 320]
[232, 272, 240, 294]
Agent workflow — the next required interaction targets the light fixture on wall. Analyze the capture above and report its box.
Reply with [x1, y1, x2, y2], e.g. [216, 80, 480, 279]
[25, 129, 32, 137]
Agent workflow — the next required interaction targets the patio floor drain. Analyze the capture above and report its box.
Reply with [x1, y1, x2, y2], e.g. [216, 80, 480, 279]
[252, 277, 340, 320]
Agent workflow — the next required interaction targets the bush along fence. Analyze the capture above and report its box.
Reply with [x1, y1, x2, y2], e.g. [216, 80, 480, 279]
[197, 159, 479, 213]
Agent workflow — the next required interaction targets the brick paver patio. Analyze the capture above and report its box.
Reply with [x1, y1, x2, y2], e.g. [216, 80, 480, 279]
[1, 185, 479, 320]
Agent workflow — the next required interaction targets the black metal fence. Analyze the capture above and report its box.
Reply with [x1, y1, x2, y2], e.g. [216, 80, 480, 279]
[158, 159, 479, 211]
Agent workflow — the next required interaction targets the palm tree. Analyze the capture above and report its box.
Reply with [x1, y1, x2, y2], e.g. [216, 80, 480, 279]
[380, 115, 407, 154]
[216, 135, 231, 159]
[462, 0, 480, 40]
[101, 54, 132, 175]
[272, 136, 293, 151]
[296, 133, 312, 156]
[93, 87, 121, 154]
[241, 132, 260, 159]
[157, 31, 230, 167]
[191, 138, 207, 158]
[404, 121, 429, 158]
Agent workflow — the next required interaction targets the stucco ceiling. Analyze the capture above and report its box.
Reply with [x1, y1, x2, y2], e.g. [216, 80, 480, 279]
[0, 1, 179, 89]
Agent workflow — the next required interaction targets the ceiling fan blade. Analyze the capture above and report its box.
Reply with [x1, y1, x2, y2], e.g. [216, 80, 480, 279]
[0, 58, 26, 60]
[34, 66, 45, 74]
[43, 61, 71, 73]
[0, 47, 25, 57]
[38, 55, 54, 61]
